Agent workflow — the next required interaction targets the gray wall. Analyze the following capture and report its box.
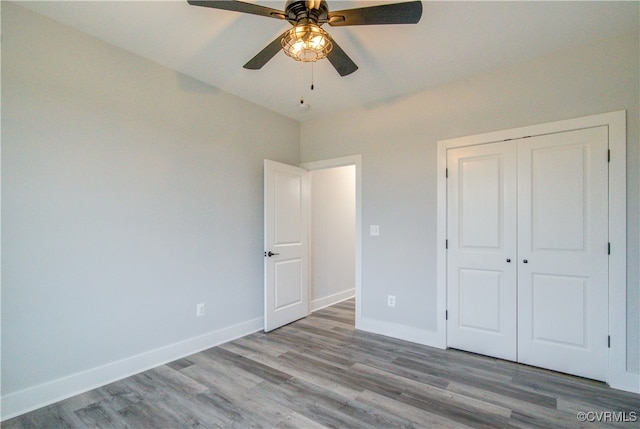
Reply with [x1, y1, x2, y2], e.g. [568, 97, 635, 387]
[300, 31, 640, 372]
[2, 2, 299, 396]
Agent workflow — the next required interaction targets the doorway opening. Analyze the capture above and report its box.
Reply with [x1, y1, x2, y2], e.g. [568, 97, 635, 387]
[302, 155, 362, 327]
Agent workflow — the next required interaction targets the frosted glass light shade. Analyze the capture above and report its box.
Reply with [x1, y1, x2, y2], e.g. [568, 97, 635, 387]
[281, 23, 333, 62]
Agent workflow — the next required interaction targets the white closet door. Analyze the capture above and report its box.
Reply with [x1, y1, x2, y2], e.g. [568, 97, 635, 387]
[517, 127, 609, 381]
[447, 142, 518, 361]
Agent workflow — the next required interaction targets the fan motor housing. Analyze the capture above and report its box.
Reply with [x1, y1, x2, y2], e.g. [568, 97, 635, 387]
[285, 0, 329, 24]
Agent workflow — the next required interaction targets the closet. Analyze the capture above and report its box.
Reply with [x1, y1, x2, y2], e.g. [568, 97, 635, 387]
[446, 126, 609, 381]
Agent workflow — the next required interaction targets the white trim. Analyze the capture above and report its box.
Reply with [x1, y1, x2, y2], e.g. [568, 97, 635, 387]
[301, 154, 361, 170]
[435, 139, 449, 350]
[358, 317, 442, 348]
[436, 111, 637, 393]
[1, 317, 264, 421]
[301, 155, 363, 330]
[311, 289, 356, 312]
[606, 112, 635, 392]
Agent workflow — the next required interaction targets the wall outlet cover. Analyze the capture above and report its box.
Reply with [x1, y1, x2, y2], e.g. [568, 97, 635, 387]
[196, 303, 206, 317]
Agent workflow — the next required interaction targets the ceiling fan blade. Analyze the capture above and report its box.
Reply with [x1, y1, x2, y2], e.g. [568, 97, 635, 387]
[328, 0, 422, 26]
[187, 1, 286, 20]
[326, 36, 358, 76]
[243, 31, 288, 70]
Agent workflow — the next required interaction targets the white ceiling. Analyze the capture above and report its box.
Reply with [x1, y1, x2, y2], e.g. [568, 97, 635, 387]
[15, 1, 640, 122]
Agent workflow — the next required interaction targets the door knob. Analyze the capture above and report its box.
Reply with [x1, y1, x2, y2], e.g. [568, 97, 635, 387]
[523, 259, 528, 264]
[266, 251, 280, 257]
[506, 258, 511, 263]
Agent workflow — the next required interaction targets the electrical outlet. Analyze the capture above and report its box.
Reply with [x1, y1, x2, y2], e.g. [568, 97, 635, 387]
[370, 225, 380, 236]
[387, 295, 396, 307]
[196, 303, 206, 317]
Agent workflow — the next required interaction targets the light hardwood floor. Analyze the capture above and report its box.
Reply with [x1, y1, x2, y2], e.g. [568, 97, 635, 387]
[4, 299, 639, 428]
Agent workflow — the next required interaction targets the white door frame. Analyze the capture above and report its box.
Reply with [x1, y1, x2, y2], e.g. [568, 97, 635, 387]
[436, 111, 636, 392]
[301, 155, 363, 328]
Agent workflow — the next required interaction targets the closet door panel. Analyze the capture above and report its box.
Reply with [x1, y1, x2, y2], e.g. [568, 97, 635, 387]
[517, 127, 608, 381]
[447, 142, 517, 361]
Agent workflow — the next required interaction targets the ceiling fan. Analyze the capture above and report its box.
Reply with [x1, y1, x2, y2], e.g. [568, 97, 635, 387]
[187, 0, 423, 76]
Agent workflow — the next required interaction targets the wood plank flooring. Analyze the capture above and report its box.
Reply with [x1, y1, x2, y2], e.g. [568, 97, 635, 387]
[4, 299, 639, 428]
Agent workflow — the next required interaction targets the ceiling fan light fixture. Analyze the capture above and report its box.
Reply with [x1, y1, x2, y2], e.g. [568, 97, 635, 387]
[281, 22, 333, 62]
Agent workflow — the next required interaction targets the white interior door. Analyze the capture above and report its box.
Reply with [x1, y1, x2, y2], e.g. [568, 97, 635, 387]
[264, 160, 309, 332]
[517, 127, 609, 381]
[447, 142, 518, 361]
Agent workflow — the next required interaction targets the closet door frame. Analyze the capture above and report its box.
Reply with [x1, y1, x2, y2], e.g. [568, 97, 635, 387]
[436, 111, 634, 392]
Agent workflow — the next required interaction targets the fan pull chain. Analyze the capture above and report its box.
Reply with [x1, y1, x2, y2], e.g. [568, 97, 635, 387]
[298, 62, 316, 109]
[300, 62, 305, 105]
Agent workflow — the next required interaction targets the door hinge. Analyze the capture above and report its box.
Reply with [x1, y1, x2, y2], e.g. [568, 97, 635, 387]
[445, 168, 448, 178]
[608, 242, 611, 255]
[446, 310, 448, 320]
[608, 335, 611, 348]
[608, 149, 611, 162]
[445, 239, 449, 249]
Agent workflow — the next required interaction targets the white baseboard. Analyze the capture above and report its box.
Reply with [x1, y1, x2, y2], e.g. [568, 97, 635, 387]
[310, 289, 355, 312]
[356, 317, 445, 349]
[1, 317, 264, 421]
